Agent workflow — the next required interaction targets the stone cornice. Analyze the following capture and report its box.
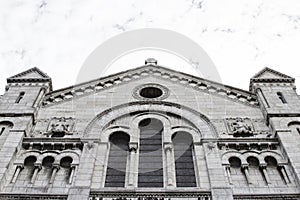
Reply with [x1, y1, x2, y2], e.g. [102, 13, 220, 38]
[42, 65, 258, 108]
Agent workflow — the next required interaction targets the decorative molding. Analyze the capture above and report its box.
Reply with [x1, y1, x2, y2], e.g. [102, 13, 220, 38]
[132, 83, 169, 100]
[89, 190, 211, 199]
[0, 194, 67, 200]
[42, 65, 258, 107]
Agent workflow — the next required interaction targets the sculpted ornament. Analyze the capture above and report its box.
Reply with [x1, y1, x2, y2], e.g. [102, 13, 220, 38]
[226, 118, 254, 137]
[46, 117, 75, 137]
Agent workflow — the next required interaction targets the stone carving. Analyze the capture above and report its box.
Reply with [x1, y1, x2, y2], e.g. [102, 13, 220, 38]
[46, 117, 75, 137]
[226, 118, 254, 137]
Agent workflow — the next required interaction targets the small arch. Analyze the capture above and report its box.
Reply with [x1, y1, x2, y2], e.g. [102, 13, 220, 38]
[42, 156, 55, 168]
[229, 157, 241, 168]
[19, 156, 37, 184]
[0, 121, 14, 136]
[24, 156, 37, 167]
[247, 156, 265, 186]
[277, 92, 287, 104]
[265, 156, 285, 185]
[288, 121, 300, 135]
[228, 157, 248, 186]
[59, 156, 74, 184]
[55, 151, 80, 165]
[60, 156, 73, 168]
[265, 156, 278, 167]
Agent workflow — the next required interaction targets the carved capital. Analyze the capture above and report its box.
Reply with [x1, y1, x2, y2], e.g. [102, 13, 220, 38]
[34, 163, 42, 170]
[242, 164, 249, 169]
[259, 163, 267, 169]
[129, 142, 138, 152]
[164, 143, 173, 151]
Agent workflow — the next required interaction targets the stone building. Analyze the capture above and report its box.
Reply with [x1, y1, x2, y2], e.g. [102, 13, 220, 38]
[0, 59, 300, 200]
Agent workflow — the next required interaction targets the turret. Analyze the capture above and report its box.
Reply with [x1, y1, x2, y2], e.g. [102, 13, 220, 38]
[0, 67, 52, 123]
[250, 67, 300, 124]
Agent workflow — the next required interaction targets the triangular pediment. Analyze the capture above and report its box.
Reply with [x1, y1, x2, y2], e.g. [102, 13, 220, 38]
[7, 67, 51, 82]
[252, 67, 293, 80]
[250, 67, 295, 92]
[42, 64, 258, 108]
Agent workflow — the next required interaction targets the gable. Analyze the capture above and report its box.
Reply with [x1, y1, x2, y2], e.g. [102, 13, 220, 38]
[7, 67, 51, 81]
[252, 67, 293, 80]
[42, 65, 258, 108]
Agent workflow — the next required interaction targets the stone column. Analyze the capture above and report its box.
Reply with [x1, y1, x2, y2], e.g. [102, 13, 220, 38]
[260, 163, 271, 185]
[49, 164, 60, 184]
[31, 163, 42, 184]
[224, 164, 232, 185]
[11, 164, 24, 183]
[242, 164, 252, 185]
[278, 164, 291, 185]
[68, 164, 77, 185]
[128, 142, 138, 187]
[164, 143, 175, 187]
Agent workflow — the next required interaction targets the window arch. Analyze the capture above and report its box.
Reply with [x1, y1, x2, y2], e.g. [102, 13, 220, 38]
[228, 157, 248, 186]
[0, 121, 13, 136]
[138, 118, 163, 187]
[15, 156, 37, 185]
[105, 131, 130, 187]
[172, 131, 196, 187]
[277, 92, 287, 104]
[247, 156, 265, 186]
[265, 156, 286, 185]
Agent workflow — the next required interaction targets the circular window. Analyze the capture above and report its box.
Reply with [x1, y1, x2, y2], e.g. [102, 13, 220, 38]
[139, 87, 163, 98]
[133, 84, 169, 100]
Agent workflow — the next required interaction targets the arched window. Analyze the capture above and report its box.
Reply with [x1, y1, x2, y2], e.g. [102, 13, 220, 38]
[247, 156, 265, 186]
[138, 118, 163, 187]
[15, 92, 25, 104]
[35, 156, 54, 186]
[277, 92, 287, 104]
[0, 121, 13, 136]
[265, 156, 285, 185]
[229, 157, 247, 186]
[172, 132, 196, 187]
[60, 156, 73, 184]
[15, 156, 37, 185]
[105, 132, 129, 187]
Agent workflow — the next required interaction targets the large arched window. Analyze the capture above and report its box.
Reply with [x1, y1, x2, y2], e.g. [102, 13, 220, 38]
[138, 118, 163, 187]
[105, 132, 129, 187]
[172, 131, 196, 187]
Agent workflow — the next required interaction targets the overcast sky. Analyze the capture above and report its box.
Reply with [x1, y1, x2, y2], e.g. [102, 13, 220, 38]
[0, 0, 300, 94]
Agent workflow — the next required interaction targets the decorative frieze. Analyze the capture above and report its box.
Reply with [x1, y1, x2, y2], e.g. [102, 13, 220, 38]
[42, 66, 258, 107]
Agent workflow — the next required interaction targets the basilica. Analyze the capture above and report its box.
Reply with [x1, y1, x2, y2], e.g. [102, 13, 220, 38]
[0, 59, 300, 199]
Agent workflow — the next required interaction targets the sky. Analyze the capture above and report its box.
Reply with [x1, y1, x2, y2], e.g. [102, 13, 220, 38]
[0, 0, 300, 94]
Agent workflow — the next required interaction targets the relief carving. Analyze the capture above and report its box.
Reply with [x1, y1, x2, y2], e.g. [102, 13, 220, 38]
[226, 118, 254, 137]
[46, 117, 75, 137]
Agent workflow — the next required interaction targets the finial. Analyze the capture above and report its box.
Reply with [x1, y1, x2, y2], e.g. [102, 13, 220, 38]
[145, 58, 157, 65]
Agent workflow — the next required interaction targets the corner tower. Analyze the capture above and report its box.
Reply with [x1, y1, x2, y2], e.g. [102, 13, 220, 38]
[251, 67, 300, 185]
[0, 67, 52, 189]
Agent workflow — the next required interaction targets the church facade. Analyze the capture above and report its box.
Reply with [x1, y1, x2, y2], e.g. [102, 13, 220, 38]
[0, 59, 300, 200]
